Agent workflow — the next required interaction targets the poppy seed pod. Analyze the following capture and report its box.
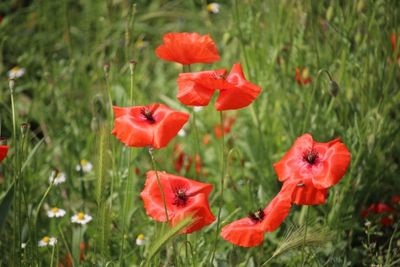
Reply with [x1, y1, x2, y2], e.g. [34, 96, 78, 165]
[329, 80, 339, 97]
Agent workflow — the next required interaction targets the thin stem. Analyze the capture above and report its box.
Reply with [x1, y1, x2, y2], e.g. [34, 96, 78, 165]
[209, 111, 226, 265]
[300, 206, 310, 267]
[148, 148, 169, 222]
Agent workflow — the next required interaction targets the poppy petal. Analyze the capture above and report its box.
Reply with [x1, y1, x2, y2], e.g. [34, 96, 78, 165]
[177, 69, 228, 106]
[156, 32, 220, 65]
[0, 145, 8, 163]
[215, 63, 261, 111]
[221, 218, 265, 247]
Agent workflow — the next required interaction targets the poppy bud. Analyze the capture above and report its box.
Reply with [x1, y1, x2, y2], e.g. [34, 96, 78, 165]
[20, 122, 30, 135]
[129, 60, 137, 74]
[329, 80, 339, 97]
[103, 63, 110, 78]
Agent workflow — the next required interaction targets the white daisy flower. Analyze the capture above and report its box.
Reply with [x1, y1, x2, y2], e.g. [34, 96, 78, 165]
[71, 212, 92, 225]
[47, 207, 66, 218]
[49, 170, 66, 185]
[207, 3, 220, 14]
[75, 159, 93, 173]
[21, 243, 27, 249]
[178, 129, 186, 137]
[136, 234, 146, 246]
[8, 66, 26, 79]
[38, 236, 57, 247]
[193, 106, 203, 112]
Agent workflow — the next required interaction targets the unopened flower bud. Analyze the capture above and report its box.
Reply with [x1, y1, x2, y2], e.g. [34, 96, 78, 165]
[20, 122, 30, 135]
[329, 80, 340, 97]
[129, 60, 137, 74]
[103, 63, 110, 77]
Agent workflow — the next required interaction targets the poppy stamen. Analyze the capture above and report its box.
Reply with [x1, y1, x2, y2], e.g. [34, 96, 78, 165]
[141, 108, 156, 123]
[248, 208, 265, 223]
[173, 188, 188, 206]
[303, 149, 319, 165]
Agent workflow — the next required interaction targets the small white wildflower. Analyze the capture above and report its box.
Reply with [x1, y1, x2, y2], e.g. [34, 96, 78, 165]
[136, 234, 146, 246]
[75, 159, 93, 173]
[178, 129, 186, 137]
[193, 106, 203, 112]
[49, 170, 66, 185]
[38, 236, 57, 247]
[47, 207, 66, 218]
[207, 3, 220, 14]
[8, 66, 26, 79]
[71, 212, 92, 225]
[21, 243, 26, 249]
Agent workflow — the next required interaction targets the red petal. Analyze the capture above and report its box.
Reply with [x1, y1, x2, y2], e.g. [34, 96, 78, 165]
[112, 104, 189, 149]
[281, 178, 328, 206]
[261, 192, 292, 231]
[140, 171, 214, 233]
[155, 32, 220, 65]
[273, 134, 314, 182]
[221, 218, 265, 247]
[0, 145, 9, 163]
[215, 63, 262, 111]
[177, 69, 227, 106]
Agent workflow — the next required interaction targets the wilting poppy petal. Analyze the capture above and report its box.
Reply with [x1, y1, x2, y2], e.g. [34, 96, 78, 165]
[215, 63, 262, 111]
[0, 145, 9, 163]
[273, 133, 351, 190]
[221, 191, 292, 247]
[112, 103, 189, 149]
[177, 69, 228, 106]
[140, 171, 215, 233]
[295, 68, 312, 86]
[155, 32, 220, 65]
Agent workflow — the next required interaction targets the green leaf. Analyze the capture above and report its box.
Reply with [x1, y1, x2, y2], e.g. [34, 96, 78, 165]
[0, 183, 14, 232]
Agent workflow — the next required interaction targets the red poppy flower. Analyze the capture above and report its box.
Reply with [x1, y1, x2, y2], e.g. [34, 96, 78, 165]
[361, 203, 395, 218]
[140, 171, 215, 233]
[295, 68, 312, 86]
[221, 189, 292, 247]
[173, 144, 193, 174]
[177, 69, 229, 106]
[215, 63, 262, 111]
[390, 33, 400, 64]
[112, 103, 189, 149]
[273, 134, 351, 190]
[391, 195, 400, 205]
[0, 145, 9, 163]
[155, 32, 220, 65]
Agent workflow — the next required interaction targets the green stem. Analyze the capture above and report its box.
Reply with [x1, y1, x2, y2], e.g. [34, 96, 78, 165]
[300, 206, 310, 267]
[209, 111, 226, 265]
[148, 148, 169, 222]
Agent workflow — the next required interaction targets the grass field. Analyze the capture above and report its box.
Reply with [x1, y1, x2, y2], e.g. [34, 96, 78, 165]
[0, 0, 399, 266]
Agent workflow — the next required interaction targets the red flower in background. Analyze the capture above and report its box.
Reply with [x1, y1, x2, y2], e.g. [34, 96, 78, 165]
[361, 203, 396, 227]
[177, 69, 229, 106]
[155, 32, 220, 65]
[0, 137, 9, 163]
[391, 195, 400, 205]
[140, 171, 215, 233]
[112, 103, 189, 149]
[390, 33, 400, 64]
[215, 63, 262, 111]
[295, 68, 312, 86]
[173, 145, 202, 175]
[273, 134, 351, 190]
[221, 187, 292, 247]
[214, 115, 236, 138]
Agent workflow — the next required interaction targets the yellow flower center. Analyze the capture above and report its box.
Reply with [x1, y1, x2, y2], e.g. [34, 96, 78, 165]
[51, 207, 59, 213]
[42, 236, 50, 243]
[80, 159, 88, 166]
[137, 234, 145, 240]
[11, 66, 21, 72]
[77, 212, 86, 220]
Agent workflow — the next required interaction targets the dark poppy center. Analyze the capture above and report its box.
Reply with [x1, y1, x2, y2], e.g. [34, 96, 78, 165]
[140, 108, 156, 123]
[248, 208, 265, 223]
[173, 189, 188, 207]
[303, 149, 319, 165]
